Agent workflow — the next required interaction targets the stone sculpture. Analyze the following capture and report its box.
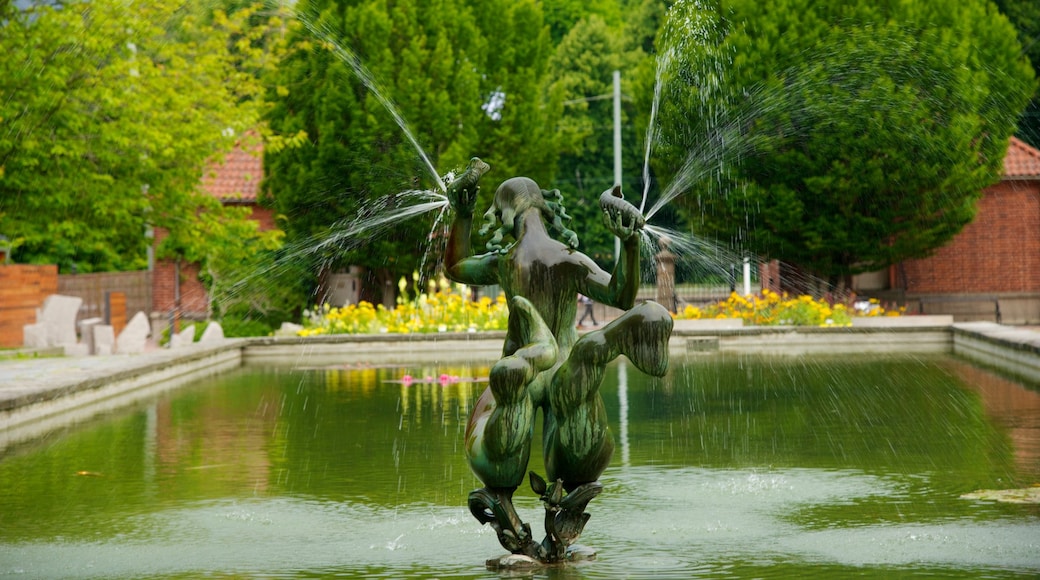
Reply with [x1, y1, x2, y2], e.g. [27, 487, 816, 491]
[444, 158, 673, 565]
[23, 294, 83, 351]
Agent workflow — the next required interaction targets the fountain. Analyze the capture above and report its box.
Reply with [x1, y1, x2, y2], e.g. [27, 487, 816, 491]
[442, 158, 673, 565]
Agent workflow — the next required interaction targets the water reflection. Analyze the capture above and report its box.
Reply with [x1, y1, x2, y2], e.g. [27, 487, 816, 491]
[0, 354, 1037, 579]
[946, 359, 1040, 476]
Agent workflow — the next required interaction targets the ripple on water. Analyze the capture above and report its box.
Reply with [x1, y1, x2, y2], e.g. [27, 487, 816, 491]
[2, 466, 1038, 579]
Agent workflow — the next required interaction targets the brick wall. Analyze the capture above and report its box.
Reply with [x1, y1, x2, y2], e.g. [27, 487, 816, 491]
[152, 228, 210, 319]
[900, 181, 1040, 293]
[246, 205, 276, 232]
[0, 265, 58, 347]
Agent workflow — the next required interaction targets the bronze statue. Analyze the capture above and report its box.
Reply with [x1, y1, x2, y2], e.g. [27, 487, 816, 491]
[444, 158, 673, 565]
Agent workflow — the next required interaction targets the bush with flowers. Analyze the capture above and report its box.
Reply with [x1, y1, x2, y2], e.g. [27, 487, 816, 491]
[298, 274, 509, 336]
[675, 289, 902, 327]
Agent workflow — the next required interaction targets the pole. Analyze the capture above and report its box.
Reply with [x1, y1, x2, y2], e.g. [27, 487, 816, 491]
[743, 257, 752, 296]
[613, 70, 622, 264]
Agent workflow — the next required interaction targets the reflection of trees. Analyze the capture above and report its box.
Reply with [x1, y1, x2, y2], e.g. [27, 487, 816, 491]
[619, 355, 1020, 490]
[5, 357, 1029, 546]
[275, 364, 491, 506]
[154, 373, 283, 499]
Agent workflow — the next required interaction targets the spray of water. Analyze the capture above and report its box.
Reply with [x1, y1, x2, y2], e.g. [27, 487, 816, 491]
[292, 9, 445, 193]
[638, 49, 670, 216]
[206, 2, 471, 317]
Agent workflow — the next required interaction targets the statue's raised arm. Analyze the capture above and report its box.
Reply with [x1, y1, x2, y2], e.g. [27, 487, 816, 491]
[445, 158, 497, 286]
[580, 185, 646, 310]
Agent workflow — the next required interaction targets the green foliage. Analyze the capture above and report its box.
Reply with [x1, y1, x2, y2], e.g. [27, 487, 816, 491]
[993, 0, 1040, 147]
[263, 0, 562, 298]
[0, 0, 283, 273]
[546, 12, 669, 267]
[654, 0, 1036, 283]
[547, 16, 628, 266]
[542, 0, 624, 43]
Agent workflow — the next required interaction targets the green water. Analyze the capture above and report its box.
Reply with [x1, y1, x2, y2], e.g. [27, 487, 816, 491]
[0, 354, 1037, 578]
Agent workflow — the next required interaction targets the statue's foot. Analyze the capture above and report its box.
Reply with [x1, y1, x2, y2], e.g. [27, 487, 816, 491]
[468, 488, 541, 559]
[553, 481, 603, 545]
[609, 301, 673, 377]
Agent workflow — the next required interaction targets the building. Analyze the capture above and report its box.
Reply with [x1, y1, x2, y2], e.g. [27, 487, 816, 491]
[151, 136, 276, 328]
[853, 136, 1040, 323]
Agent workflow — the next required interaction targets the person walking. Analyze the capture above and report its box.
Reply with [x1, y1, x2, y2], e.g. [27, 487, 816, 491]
[577, 293, 597, 327]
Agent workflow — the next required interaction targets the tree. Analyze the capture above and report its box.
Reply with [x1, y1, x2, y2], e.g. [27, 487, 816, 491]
[654, 0, 1036, 287]
[263, 0, 561, 302]
[546, 16, 630, 268]
[541, 0, 623, 44]
[0, 0, 280, 273]
[993, 0, 1040, 147]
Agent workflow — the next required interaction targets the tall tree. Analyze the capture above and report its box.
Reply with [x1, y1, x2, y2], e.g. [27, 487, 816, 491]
[546, 15, 641, 268]
[263, 0, 561, 302]
[993, 0, 1040, 147]
[654, 0, 1036, 287]
[541, 0, 623, 43]
[0, 0, 280, 273]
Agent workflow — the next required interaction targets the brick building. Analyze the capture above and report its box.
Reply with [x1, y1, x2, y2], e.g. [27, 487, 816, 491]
[152, 137, 276, 326]
[855, 137, 1040, 323]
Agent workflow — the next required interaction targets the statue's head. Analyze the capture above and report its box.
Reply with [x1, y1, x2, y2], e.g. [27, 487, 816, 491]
[479, 177, 578, 252]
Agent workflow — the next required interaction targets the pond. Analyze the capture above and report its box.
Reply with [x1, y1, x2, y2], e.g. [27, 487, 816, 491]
[0, 353, 1038, 578]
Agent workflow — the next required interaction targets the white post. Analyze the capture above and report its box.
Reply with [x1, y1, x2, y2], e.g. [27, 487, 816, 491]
[743, 256, 752, 296]
[613, 70, 622, 264]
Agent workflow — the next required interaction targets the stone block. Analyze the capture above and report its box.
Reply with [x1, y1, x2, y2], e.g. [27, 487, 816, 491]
[275, 322, 303, 337]
[170, 324, 196, 349]
[94, 324, 115, 356]
[198, 322, 225, 344]
[38, 294, 82, 346]
[63, 343, 90, 357]
[116, 311, 151, 354]
[22, 323, 49, 349]
[78, 317, 103, 354]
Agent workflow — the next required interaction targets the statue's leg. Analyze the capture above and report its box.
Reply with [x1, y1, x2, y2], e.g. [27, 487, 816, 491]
[537, 301, 673, 553]
[544, 300, 673, 486]
[598, 300, 673, 377]
[465, 296, 557, 557]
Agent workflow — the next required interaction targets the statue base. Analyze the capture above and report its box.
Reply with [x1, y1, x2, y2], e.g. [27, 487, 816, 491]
[485, 545, 597, 571]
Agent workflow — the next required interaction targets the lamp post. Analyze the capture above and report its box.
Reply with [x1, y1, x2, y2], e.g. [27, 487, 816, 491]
[562, 70, 628, 265]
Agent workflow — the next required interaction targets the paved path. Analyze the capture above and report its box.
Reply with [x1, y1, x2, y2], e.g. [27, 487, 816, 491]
[0, 343, 240, 412]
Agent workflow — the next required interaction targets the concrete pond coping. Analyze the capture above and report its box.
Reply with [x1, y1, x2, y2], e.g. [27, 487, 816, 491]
[1, 316, 1038, 451]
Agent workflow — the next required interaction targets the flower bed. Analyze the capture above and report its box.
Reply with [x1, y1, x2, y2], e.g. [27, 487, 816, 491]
[299, 285, 509, 336]
[675, 289, 901, 327]
[299, 285, 902, 336]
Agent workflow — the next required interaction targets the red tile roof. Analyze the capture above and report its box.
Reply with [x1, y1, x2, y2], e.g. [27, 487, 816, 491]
[202, 136, 263, 203]
[1004, 136, 1040, 179]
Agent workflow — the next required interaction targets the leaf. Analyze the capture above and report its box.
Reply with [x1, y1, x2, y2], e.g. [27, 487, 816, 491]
[529, 471, 547, 495]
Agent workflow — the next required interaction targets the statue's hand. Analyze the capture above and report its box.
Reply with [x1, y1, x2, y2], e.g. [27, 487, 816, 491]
[447, 157, 490, 217]
[599, 185, 645, 242]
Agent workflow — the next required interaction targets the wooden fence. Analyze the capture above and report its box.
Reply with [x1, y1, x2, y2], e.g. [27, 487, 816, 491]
[58, 271, 152, 326]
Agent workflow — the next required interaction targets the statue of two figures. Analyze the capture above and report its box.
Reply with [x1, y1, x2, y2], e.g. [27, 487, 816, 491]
[444, 158, 674, 567]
